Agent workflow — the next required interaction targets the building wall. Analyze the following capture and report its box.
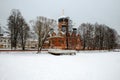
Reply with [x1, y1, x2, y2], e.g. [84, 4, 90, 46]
[48, 35, 82, 50]
[46, 17, 82, 50]
[49, 37, 66, 49]
[0, 37, 11, 49]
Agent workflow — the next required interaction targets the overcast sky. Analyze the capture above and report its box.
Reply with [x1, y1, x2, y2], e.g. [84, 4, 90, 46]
[0, 0, 120, 34]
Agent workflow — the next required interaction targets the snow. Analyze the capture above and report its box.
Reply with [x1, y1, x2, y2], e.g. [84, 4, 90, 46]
[58, 15, 67, 19]
[0, 51, 120, 80]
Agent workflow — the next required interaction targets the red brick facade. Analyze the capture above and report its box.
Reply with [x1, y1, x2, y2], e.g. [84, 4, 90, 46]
[44, 16, 82, 50]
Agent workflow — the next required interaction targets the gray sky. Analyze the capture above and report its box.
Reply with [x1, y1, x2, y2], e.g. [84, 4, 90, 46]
[0, 0, 120, 34]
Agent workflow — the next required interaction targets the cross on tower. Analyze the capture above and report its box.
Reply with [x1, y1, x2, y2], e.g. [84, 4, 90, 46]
[62, 9, 64, 16]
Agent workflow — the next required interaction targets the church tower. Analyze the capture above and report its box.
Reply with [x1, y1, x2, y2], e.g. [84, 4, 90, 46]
[58, 17, 69, 33]
[58, 10, 69, 34]
[58, 10, 70, 49]
[47, 10, 82, 50]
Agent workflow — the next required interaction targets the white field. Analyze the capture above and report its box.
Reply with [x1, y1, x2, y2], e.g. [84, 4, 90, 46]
[0, 51, 120, 80]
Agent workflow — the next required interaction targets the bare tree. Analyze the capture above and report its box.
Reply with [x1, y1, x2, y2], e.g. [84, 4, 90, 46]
[19, 22, 30, 50]
[34, 16, 56, 53]
[8, 9, 30, 50]
[8, 9, 22, 49]
[78, 23, 94, 50]
[78, 22, 118, 50]
[78, 23, 86, 50]
[85, 23, 94, 50]
[107, 28, 118, 50]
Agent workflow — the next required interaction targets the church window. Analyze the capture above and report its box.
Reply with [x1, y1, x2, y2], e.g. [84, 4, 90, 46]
[59, 40, 64, 44]
[62, 26, 66, 32]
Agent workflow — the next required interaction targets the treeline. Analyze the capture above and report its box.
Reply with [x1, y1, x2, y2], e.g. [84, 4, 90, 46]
[7, 9, 119, 51]
[7, 9, 56, 52]
[8, 9, 30, 50]
[78, 23, 118, 50]
[32, 16, 56, 53]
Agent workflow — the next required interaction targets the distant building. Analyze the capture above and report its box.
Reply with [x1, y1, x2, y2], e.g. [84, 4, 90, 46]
[0, 25, 3, 36]
[117, 35, 120, 49]
[0, 33, 11, 49]
[25, 38, 38, 49]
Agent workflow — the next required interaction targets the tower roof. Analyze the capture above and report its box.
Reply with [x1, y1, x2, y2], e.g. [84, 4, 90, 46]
[58, 9, 68, 19]
[58, 15, 67, 19]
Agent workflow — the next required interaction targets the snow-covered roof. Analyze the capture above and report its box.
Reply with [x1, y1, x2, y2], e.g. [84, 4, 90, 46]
[58, 15, 68, 19]
[3, 33, 10, 37]
[58, 15, 66, 19]
[48, 36, 64, 39]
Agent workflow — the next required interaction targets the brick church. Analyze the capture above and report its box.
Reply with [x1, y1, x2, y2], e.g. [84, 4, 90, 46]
[44, 15, 82, 50]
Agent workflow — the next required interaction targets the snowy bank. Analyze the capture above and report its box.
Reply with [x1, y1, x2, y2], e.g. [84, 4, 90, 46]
[0, 51, 120, 80]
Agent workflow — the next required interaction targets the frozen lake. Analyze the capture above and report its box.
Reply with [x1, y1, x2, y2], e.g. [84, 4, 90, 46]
[0, 51, 120, 80]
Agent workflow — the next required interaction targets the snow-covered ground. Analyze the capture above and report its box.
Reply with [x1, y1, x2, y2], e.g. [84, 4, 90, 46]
[0, 51, 120, 80]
